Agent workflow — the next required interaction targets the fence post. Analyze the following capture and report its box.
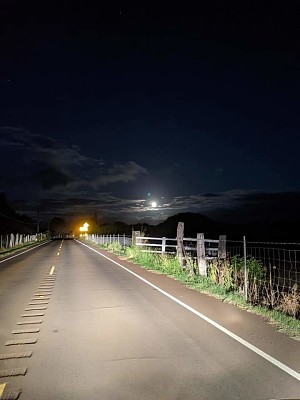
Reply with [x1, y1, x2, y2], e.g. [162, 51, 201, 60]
[162, 237, 166, 254]
[243, 236, 248, 301]
[218, 235, 227, 259]
[135, 231, 141, 246]
[176, 222, 186, 269]
[197, 233, 207, 276]
[9, 234, 14, 248]
[132, 230, 140, 246]
[123, 233, 126, 247]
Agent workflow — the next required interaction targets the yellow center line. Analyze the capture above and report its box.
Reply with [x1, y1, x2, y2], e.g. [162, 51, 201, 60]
[57, 252, 60, 256]
[0, 383, 7, 396]
[49, 266, 55, 275]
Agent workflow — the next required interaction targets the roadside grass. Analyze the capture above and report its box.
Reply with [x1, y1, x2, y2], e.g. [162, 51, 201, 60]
[88, 240, 300, 340]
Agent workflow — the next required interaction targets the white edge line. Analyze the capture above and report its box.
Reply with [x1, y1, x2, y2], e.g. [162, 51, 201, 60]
[76, 239, 300, 382]
[0, 241, 51, 264]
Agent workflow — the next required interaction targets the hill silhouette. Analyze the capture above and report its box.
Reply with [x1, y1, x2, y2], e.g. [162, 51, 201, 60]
[97, 212, 300, 242]
[148, 213, 222, 238]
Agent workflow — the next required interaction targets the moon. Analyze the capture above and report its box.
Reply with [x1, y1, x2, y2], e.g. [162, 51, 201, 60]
[151, 201, 157, 208]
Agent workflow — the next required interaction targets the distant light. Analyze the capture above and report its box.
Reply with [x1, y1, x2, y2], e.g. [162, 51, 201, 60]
[79, 222, 89, 232]
[151, 201, 157, 208]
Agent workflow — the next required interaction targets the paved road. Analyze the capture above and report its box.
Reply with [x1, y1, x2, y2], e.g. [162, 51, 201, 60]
[0, 239, 299, 400]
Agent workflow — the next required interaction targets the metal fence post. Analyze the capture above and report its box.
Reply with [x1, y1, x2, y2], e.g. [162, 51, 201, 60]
[162, 237, 166, 254]
[243, 236, 248, 301]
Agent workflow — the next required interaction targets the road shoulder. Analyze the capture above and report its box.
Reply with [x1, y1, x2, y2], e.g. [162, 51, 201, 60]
[80, 241, 300, 374]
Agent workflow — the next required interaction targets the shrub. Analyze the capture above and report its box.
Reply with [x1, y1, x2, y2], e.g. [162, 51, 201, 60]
[106, 241, 123, 254]
[278, 285, 300, 318]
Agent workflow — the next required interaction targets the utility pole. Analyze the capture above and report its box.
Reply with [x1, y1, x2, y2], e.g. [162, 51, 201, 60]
[37, 210, 40, 234]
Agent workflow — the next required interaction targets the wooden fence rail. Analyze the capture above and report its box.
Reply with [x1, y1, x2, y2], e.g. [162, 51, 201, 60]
[87, 223, 226, 277]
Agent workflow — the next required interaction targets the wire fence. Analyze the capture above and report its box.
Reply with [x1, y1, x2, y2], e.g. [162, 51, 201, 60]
[226, 239, 300, 317]
[86, 233, 300, 318]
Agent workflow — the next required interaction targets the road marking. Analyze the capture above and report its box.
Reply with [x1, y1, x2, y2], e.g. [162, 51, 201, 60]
[49, 266, 55, 275]
[39, 282, 55, 285]
[0, 368, 27, 378]
[0, 241, 50, 264]
[5, 339, 37, 346]
[34, 293, 51, 296]
[0, 383, 6, 397]
[57, 252, 60, 256]
[28, 302, 48, 305]
[25, 307, 47, 311]
[17, 320, 42, 325]
[0, 387, 22, 400]
[36, 289, 52, 293]
[78, 240, 300, 382]
[31, 296, 50, 300]
[41, 282, 55, 285]
[21, 313, 44, 317]
[0, 352, 32, 360]
[12, 328, 40, 334]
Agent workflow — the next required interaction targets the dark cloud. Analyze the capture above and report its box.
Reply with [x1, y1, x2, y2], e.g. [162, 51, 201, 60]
[1, 128, 299, 226]
[35, 167, 74, 190]
[202, 193, 220, 198]
[206, 192, 300, 223]
[0, 127, 147, 200]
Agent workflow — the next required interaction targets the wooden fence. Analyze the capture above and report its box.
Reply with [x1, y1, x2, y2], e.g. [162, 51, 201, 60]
[0, 233, 47, 251]
[133, 231, 226, 276]
[87, 227, 226, 277]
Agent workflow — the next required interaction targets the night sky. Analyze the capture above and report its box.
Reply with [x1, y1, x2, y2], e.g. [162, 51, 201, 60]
[1, 2, 299, 226]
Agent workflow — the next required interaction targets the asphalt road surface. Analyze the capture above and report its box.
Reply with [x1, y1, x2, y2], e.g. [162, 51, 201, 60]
[0, 239, 299, 400]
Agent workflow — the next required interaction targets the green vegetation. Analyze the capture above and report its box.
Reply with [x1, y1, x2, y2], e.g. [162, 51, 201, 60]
[88, 240, 300, 340]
